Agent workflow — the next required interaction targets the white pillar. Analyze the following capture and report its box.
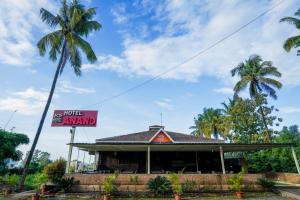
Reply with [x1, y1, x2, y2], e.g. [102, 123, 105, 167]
[94, 150, 97, 171]
[291, 146, 300, 174]
[220, 146, 225, 174]
[147, 146, 151, 174]
[66, 126, 76, 173]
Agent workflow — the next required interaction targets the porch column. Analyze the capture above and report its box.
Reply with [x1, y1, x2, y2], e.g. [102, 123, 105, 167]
[291, 146, 300, 174]
[147, 146, 151, 174]
[220, 146, 225, 174]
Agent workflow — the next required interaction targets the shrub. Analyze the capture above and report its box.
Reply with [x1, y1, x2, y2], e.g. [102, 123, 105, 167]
[168, 173, 181, 195]
[25, 173, 48, 190]
[182, 180, 197, 193]
[3, 174, 19, 188]
[103, 173, 119, 195]
[258, 178, 275, 190]
[43, 158, 66, 183]
[147, 176, 170, 196]
[56, 177, 79, 193]
[228, 172, 243, 192]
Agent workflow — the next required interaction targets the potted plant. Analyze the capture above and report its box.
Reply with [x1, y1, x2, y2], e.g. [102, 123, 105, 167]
[147, 176, 170, 197]
[228, 172, 243, 199]
[103, 173, 118, 200]
[168, 173, 182, 200]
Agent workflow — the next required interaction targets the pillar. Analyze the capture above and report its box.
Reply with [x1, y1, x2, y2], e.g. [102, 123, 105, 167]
[195, 152, 199, 172]
[291, 146, 300, 174]
[220, 146, 225, 174]
[147, 146, 151, 174]
[66, 126, 76, 173]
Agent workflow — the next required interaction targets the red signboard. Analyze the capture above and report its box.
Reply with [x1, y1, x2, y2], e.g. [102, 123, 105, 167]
[51, 110, 98, 127]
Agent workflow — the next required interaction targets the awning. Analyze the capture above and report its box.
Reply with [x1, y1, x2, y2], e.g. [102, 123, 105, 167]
[69, 142, 293, 152]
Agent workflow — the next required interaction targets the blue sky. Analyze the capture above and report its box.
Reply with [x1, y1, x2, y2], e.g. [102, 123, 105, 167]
[1, 0, 300, 160]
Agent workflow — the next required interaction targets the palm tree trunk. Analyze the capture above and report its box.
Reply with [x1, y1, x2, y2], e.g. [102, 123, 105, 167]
[259, 105, 270, 142]
[19, 41, 67, 190]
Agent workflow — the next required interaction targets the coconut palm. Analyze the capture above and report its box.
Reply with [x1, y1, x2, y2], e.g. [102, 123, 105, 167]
[191, 108, 229, 139]
[279, 8, 300, 55]
[231, 55, 282, 142]
[19, 0, 101, 189]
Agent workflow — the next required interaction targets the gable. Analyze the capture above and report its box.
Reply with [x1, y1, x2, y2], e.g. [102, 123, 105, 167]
[151, 131, 173, 144]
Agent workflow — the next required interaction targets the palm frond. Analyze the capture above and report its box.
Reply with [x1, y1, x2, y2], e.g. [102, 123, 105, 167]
[37, 30, 63, 60]
[295, 9, 300, 17]
[40, 8, 59, 28]
[73, 34, 97, 63]
[74, 20, 101, 37]
[259, 82, 277, 99]
[283, 35, 300, 52]
[231, 62, 244, 77]
[279, 17, 300, 28]
[249, 81, 258, 99]
[233, 78, 249, 94]
[69, 47, 82, 76]
[260, 66, 281, 77]
[259, 77, 282, 89]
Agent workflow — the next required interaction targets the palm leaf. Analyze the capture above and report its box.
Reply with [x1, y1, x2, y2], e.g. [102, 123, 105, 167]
[260, 66, 281, 77]
[69, 47, 82, 76]
[40, 8, 59, 28]
[75, 20, 101, 37]
[279, 17, 300, 28]
[259, 82, 277, 99]
[37, 30, 63, 59]
[283, 35, 300, 52]
[72, 34, 97, 63]
[259, 77, 282, 89]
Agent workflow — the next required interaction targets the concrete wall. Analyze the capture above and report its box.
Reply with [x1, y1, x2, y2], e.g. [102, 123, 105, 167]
[65, 173, 267, 192]
[266, 173, 300, 184]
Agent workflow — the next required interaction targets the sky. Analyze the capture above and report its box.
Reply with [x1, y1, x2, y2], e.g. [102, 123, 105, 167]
[1, 0, 300, 161]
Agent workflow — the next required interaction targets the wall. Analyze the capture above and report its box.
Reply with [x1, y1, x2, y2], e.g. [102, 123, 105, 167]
[65, 173, 266, 192]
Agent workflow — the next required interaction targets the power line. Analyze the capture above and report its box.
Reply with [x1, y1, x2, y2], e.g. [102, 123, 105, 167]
[82, 0, 285, 108]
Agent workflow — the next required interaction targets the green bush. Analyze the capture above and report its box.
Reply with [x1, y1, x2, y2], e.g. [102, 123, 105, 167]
[103, 173, 119, 195]
[147, 176, 170, 196]
[258, 178, 275, 190]
[228, 172, 243, 192]
[24, 173, 48, 190]
[182, 179, 197, 193]
[43, 158, 66, 183]
[56, 177, 79, 193]
[168, 173, 181, 195]
[3, 174, 19, 187]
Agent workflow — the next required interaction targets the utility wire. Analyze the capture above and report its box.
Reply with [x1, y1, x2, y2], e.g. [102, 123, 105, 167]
[82, 0, 285, 108]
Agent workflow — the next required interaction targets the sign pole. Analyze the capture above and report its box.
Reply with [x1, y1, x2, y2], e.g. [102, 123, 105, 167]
[66, 126, 76, 173]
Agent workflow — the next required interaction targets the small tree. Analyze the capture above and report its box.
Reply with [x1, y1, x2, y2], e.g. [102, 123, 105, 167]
[147, 176, 170, 197]
[168, 173, 182, 195]
[43, 158, 66, 183]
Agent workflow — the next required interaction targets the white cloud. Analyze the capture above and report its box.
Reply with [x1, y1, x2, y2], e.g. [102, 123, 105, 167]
[0, 0, 56, 66]
[213, 87, 234, 95]
[0, 88, 51, 115]
[155, 98, 173, 110]
[58, 81, 96, 94]
[280, 106, 300, 114]
[87, 0, 300, 86]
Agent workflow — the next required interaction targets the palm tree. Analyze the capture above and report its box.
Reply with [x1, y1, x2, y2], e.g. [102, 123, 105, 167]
[191, 108, 229, 139]
[279, 8, 300, 55]
[19, 0, 101, 189]
[231, 55, 282, 142]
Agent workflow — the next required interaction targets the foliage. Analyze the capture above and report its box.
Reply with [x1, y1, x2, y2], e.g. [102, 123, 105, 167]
[2, 174, 20, 187]
[43, 158, 66, 183]
[24, 172, 48, 190]
[103, 173, 119, 195]
[24, 150, 52, 174]
[246, 125, 300, 173]
[182, 180, 197, 193]
[231, 54, 282, 142]
[0, 130, 29, 174]
[190, 108, 230, 139]
[228, 172, 243, 192]
[147, 176, 171, 196]
[168, 173, 181, 195]
[279, 8, 300, 55]
[56, 177, 79, 193]
[130, 175, 139, 194]
[258, 178, 275, 190]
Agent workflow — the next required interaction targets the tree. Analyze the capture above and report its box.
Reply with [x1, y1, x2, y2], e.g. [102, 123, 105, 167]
[0, 130, 29, 174]
[190, 108, 229, 139]
[231, 55, 282, 142]
[23, 150, 51, 173]
[279, 8, 300, 56]
[20, 0, 101, 189]
[246, 125, 300, 173]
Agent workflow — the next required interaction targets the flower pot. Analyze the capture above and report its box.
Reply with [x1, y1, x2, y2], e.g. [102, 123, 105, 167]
[103, 194, 110, 200]
[32, 194, 40, 200]
[174, 193, 181, 200]
[235, 191, 244, 199]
